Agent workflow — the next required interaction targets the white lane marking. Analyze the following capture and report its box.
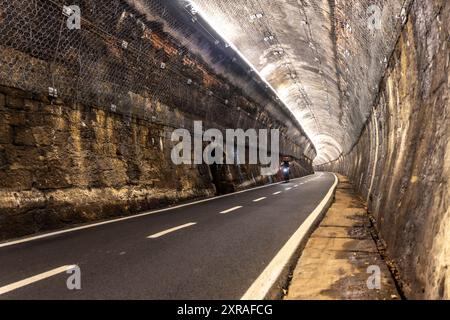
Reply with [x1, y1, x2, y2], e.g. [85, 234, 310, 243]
[0, 265, 76, 295]
[220, 206, 243, 214]
[147, 222, 196, 239]
[294, 185, 298, 188]
[241, 173, 338, 300]
[253, 197, 267, 202]
[0, 175, 318, 249]
[285, 187, 292, 191]
[273, 191, 282, 195]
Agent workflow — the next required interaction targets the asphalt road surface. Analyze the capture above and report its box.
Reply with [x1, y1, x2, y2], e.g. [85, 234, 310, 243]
[0, 172, 335, 299]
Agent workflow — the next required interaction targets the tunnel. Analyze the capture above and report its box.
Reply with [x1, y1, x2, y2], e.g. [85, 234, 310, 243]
[0, 0, 448, 301]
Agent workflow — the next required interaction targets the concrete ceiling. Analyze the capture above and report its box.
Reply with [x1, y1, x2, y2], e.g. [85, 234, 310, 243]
[187, 0, 410, 164]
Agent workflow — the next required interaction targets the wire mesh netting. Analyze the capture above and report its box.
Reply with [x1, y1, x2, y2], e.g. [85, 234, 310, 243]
[0, 0, 315, 160]
[0, 0, 242, 129]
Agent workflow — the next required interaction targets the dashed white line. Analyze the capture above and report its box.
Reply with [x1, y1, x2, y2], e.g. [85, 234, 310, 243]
[0, 265, 76, 295]
[147, 222, 197, 239]
[285, 187, 292, 191]
[273, 191, 282, 195]
[220, 206, 243, 214]
[294, 185, 299, 187]
[253, 197, 267, 202]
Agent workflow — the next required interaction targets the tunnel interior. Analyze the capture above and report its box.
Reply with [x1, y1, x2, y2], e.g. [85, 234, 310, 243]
[190, 0, 411, 165]
[0, 0, 448, 299]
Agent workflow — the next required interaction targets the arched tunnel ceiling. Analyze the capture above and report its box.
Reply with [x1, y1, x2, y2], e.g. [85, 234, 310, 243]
[187, 0, 411, 164]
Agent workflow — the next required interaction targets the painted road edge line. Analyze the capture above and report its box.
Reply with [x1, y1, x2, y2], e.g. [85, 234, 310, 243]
[0, 265, 76, 295]
[220, 206, 243, 214]
[147, 222, 197, 239]
[253, 197, 267, 202]
[241, 173, 338, 300]
[0, 174, 317, 249]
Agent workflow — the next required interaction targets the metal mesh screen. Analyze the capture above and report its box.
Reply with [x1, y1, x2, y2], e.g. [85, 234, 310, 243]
[0, 0, 242, 128]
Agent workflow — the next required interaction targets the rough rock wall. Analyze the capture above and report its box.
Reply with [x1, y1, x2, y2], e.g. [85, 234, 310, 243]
[318, 0, 449, 299]
[0, 0, 315, 240]
[0, 85, 216, 239]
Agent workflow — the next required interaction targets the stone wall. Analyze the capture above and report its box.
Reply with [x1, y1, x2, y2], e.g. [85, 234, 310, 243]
[0, 0, 315, 240]
[0, 85, 210, 238]
[319, 0, 449, 299]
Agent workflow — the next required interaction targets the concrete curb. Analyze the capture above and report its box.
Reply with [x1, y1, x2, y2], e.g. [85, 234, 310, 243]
[241, 172, 339, 300]
[284, 174, 400, 300]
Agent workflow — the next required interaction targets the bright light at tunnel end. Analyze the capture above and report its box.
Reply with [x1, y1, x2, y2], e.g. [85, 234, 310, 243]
[185, 0, 335, 165]
[185, 1, 391, 167]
